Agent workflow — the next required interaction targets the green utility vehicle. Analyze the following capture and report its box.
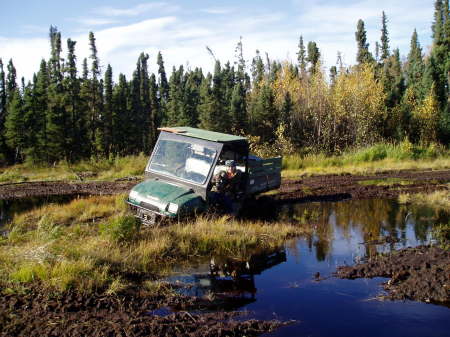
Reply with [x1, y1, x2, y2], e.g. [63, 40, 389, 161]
[127, 127, 281, 224]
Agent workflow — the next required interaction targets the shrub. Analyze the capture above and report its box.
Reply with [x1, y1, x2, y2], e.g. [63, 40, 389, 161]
[100, 215, 140, 243]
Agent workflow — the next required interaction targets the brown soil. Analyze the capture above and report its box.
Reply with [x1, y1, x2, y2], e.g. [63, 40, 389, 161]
[276, 169, 450, 202]
[0, 169, 449, 201]
[0, 286, 292, 337]
[335, 245, 450, 304]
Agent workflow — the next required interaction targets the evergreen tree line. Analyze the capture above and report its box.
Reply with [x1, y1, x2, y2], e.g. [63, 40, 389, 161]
[0, 1, 448, 165]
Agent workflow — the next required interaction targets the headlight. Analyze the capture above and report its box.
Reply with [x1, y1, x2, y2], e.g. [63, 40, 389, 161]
[129, 190, 140, 201]
[167, 203, 179, 214]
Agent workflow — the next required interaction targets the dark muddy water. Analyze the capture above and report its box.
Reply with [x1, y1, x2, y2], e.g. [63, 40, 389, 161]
[168, 199, 450, 337]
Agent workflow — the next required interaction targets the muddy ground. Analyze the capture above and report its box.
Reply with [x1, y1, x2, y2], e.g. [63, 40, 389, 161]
[335, 245, 450, 305]
[0, 169, 449, 201]
[0, 285, 292, 337]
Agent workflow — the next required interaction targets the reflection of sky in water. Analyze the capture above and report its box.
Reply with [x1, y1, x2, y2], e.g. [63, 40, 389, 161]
[169, 199, 449, 337]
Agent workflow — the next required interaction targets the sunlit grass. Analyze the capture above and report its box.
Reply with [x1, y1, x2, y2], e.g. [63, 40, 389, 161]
[0, 195, 311, 293]
[398, 190, 450, 211]
[282, 141, 450, 177]
[0, 154, 148, 183]
[1, 142, 449, 184]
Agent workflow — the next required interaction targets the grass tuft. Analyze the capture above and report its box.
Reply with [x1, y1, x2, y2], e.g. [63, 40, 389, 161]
[398, 190, 450, 211]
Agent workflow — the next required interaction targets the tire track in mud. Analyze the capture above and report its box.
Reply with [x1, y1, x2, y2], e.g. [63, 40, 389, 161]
[0, 169, 449, 201]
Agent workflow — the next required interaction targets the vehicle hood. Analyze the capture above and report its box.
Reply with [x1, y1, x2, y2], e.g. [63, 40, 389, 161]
[128, 179, 196, 211]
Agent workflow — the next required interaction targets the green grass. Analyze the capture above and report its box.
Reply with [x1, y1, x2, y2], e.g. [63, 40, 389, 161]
[1, 142, 449, 184]
[0, 154, 148, 183]
[282, 141, 450, 177]
[432, 224, 450, 251]
[0, 194, 311, 294]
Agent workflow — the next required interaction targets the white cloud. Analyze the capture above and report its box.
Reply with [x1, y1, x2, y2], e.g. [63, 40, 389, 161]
[94, 2, 179, 17]
[0, 37, 49, 80]
[75, 18, 118, 27]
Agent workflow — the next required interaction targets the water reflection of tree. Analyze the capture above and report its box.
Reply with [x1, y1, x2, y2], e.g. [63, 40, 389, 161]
[280, 198, 444, 260]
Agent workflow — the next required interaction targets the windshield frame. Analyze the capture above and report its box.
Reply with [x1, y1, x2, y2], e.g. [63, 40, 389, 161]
[145, 131, 223, 192]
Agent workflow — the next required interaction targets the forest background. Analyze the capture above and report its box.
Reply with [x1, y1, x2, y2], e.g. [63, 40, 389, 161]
[0, 1, 448, 166]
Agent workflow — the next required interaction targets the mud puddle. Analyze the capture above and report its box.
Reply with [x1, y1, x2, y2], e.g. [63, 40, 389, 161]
[167, 198, 450, 337]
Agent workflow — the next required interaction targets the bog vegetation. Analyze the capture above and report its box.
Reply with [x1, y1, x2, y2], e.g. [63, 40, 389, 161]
[0, 194, 309, 293]
[0, 3, 449, 167]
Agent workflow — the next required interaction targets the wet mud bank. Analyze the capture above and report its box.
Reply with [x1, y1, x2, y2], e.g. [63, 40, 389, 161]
[0, 169, 448, 202]
[335, 245, 450, 305]
[0, 286, 291, 337]
[276, 169, 450, 202]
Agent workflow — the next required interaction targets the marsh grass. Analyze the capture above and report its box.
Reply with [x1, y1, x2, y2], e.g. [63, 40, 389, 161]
[0, 195, 310, 293]
[432, 224, 450, 251]
[282, 141, 450, 177]
[398, 190, 450, 211]
[1, 142, 448, 184]
[0, 154, 148, 183]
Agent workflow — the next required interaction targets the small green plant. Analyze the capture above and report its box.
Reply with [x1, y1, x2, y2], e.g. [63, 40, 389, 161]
[432, 224, 450, 251]
[100, 215, 140, 243]
[36, 215, 62, 241]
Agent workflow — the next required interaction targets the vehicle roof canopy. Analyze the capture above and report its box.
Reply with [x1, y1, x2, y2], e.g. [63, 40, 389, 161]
[158, 127, 247, 143]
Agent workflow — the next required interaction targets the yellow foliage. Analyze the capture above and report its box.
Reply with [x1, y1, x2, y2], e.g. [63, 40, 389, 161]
[332, 64, 386, 148]
[412, 85, 440, 144]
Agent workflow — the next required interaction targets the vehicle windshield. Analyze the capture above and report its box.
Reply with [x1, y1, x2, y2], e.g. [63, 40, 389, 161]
[148, 139, 217, 184]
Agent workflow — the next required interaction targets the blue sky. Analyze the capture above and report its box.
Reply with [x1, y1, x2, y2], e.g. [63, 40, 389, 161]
[0, 0, 436, 80]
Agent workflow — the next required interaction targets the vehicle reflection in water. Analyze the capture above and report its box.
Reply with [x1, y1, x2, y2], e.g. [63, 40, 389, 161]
[182, 249, 287, 310]
[171, 198, 449, 337]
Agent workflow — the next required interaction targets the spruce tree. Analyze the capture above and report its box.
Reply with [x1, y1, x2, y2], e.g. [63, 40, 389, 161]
[157, 52, 169, 125]
[6, 59, 17, 100]
[297, 36, 307, 76]
[380, 11, 390, 61]
[234, 36, 246, 75]
[128, 62, 142, 154]
[229, 81, 247, 132]
[4, 88, 25, 162]
[405, 30, 425, 98]
[46, 26, 66, 163]
[0, 59, 6, 123]
[62, 38, 87, 161]
[167, 65, 184, 126]
[183, 69, 202, 127]
[33, 60, 50, 162]
[148, 73, 159, 147]
[249, 84, 278, 143]
[88, 31, 103, 156]
[307, 41, 320, 74]
[0, 59, 7, 162]
[355, 19, 374, 64]
[138, 53, 151, 152]
[112, 74, 129, 155]
[251, 50, 264, 84]
[102, 64, 113, 157]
